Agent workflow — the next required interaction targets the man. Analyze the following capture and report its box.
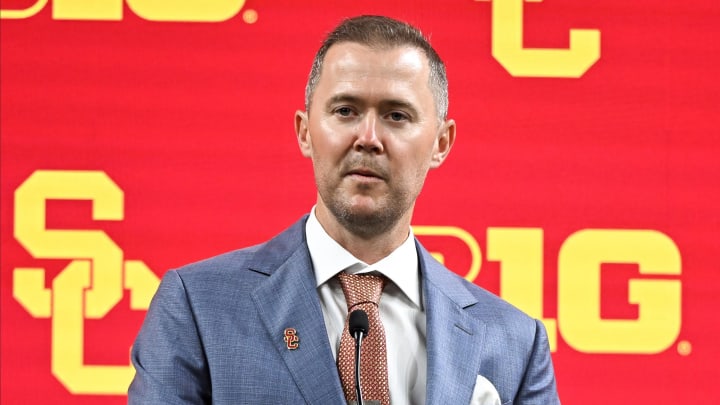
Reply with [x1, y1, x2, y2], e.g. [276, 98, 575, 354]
[129, 15, 560, 405]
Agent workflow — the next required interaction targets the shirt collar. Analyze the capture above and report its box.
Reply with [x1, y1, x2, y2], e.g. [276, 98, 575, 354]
[305, 207, 422, 308]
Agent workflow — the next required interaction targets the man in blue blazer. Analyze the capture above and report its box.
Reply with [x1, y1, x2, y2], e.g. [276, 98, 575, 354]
[129, 15, 560, 405]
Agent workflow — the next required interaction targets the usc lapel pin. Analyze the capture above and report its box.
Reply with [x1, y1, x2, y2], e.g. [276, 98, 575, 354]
[283, 328, 299, 350]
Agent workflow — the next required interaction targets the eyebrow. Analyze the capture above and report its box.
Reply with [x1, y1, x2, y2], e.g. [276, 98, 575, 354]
[379, 99, 419, 118]
[325, 94, 364, 111]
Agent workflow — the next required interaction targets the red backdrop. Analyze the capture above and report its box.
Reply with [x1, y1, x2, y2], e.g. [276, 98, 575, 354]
[2, 0, 719, 403]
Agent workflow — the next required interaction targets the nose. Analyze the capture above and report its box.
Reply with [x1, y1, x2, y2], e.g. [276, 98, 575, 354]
[353, 112, 384, 154]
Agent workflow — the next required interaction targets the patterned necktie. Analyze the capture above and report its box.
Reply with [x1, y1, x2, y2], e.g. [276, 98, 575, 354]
[336, 272, 391, 405]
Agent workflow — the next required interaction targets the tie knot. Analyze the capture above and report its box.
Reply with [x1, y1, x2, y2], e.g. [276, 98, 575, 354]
[337, 272, 387, 310]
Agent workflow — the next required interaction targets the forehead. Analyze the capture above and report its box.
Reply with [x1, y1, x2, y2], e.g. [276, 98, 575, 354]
[313, 42, 433, 106]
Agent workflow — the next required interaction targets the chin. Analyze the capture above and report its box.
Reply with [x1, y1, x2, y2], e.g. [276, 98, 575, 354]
[333, 200, 405, 238]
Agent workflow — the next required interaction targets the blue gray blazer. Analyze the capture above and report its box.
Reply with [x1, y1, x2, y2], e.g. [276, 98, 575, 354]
[129, 216, 559, 404]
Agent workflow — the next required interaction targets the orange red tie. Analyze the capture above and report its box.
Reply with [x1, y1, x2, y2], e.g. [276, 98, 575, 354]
[336, 272, 391, 405]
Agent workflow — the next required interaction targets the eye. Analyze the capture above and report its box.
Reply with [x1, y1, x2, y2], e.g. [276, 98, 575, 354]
[334, 107, 354, 117]
[387, 111, 409, 122]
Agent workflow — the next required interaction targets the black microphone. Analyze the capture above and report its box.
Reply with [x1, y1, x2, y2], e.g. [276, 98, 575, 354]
[349, 309, 369, 405]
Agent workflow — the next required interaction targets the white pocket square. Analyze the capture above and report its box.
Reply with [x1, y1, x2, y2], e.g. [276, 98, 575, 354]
[469, 375, 502, 405]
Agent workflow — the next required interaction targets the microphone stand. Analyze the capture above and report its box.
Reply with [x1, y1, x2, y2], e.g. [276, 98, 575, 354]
[349, 309, 369, 405]
[353, 328, 365, 405]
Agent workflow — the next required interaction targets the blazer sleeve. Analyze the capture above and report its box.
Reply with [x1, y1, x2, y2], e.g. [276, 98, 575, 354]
[128, 270, 211, 404]
[515, 319, 561, 405]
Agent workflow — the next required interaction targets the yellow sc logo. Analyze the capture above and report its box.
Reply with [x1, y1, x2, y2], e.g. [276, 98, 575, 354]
[13, 170, 159, 395]
[477, 0, 601, 77]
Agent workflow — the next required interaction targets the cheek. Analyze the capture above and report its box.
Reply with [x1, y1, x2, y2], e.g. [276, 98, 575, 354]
[409, 142, 438, 181]
[394, 138, 436, 166]
[310, 123, 352, 156]
[309, 144, 341, 180]
[391, 153, 432, 189]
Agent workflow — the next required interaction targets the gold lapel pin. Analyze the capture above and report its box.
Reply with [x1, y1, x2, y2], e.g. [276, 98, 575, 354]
[283, 328, 299, 350]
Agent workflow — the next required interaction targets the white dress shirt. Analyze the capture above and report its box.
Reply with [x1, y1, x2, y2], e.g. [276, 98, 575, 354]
[305, 209, 427, 405]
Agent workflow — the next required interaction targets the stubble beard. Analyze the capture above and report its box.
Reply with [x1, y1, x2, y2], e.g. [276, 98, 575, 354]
[320, 183, 412, 240]
[315, 154, 424, 240]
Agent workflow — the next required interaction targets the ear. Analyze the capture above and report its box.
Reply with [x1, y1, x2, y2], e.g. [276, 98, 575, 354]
[429, 119, 456, 169]
[295, 110, 312, 158]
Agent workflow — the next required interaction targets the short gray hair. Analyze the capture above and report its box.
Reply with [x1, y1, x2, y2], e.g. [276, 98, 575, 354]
[304, 15, 449, 120]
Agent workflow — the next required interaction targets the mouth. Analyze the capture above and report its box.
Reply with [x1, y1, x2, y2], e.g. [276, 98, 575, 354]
[345, 167, 384, 181]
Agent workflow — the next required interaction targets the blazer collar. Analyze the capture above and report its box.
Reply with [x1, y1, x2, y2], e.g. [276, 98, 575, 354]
[250, 216, 346, 404]
[419, 242, 488, 405]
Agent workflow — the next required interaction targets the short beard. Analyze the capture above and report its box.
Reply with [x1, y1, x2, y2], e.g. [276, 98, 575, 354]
[317, 154, 417, 239]
[322, 190, 410, 240]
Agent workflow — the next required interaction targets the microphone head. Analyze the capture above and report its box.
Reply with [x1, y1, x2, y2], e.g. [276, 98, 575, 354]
[348, 309, 369, 338]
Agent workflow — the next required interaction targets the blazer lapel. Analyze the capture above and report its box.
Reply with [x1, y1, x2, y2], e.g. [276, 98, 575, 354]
[420, 243, 488, 405]
[250, 219, 345, 404]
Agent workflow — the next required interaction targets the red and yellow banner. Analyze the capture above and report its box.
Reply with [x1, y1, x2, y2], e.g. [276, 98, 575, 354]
[2, 0, 719, 403]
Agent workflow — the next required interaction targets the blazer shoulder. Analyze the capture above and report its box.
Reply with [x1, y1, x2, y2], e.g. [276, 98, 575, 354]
[172, 215, 309, 284]
[419, 242, 538, 332]
[464, 278, 535, 324]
